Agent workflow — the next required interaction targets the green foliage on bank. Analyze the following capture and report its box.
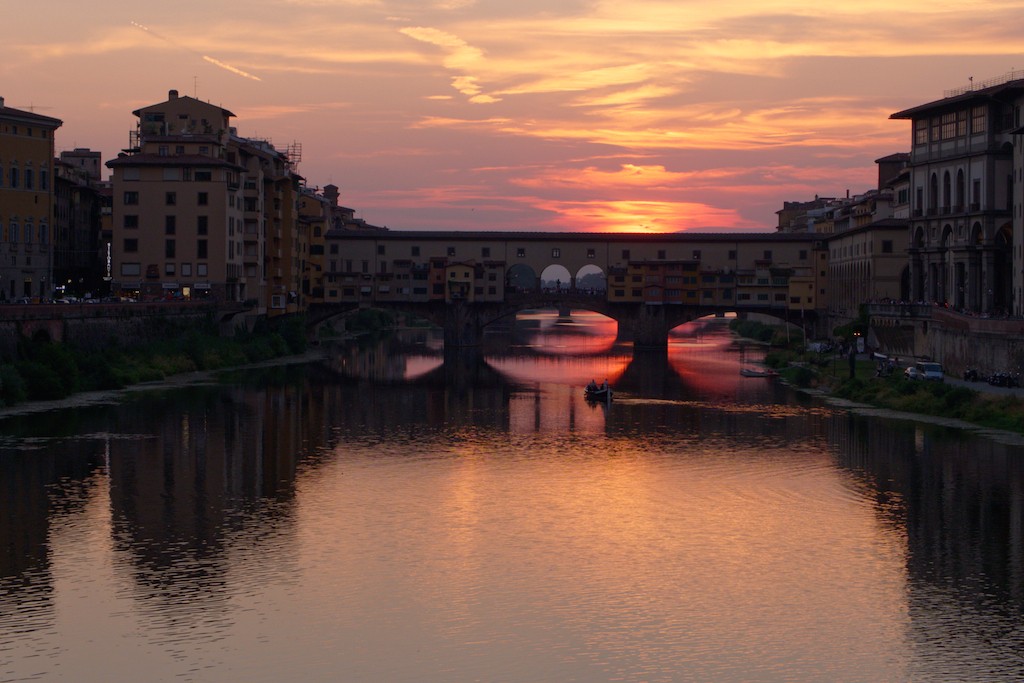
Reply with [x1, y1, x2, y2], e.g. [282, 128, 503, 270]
[729, 318, 804, 349]
[831, 374, 1024, 433]
[0, 316, 309, 408]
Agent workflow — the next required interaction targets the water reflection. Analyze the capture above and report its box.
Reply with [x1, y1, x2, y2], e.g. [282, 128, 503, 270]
[1, 315, 1024, 681]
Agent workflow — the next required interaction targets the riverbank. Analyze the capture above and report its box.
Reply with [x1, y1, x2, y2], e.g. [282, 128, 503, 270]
[0, 348, 329, 420]
[0, 316, 309, 408]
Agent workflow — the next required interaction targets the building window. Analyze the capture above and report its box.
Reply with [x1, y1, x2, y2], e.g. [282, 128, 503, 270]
[972, 105, 987, 134]
[552, 248, 561, 258]
[197, 239, 207, 259]
[728, 249, 737, 260]
[482, 247, 491, 258]
[198, 192, 208, 206]
[763, 250, 772, 260]
[124, 191, 138, 205]
[181, 263, 192, 276]
[165, 192, 176, 206]
[24, 169, 33, 190]
[165, 263, 176, 275]
[657, 249, 666, 259]
[195, 170, 212, 182]
[9, 168, 17, 188]
[123, 238, 138, 253]
[124, 215, 139, 229]
[121, 263, 141, 276]
[165, 216, 176, 234]
[197, 216, 208, 235]
[882, 240, 893, 253]
[40, 170, 48, 190]
[412, 246, 420, 256]
[447, 246, 456, 256]
[799, 250, 807, 260]
[197, 263, 208, 276]
[165, 239, 176, 258]
[516, 248, 526, 258]
[377, 245, 386, 255]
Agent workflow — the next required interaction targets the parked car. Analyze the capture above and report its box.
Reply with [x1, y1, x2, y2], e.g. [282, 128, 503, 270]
[904, 366, 921, 380]
[916, 362, 945, 382]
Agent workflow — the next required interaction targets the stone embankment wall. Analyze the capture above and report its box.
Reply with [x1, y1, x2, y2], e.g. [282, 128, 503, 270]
[0, 303, 229, 356]
[867, 304, 1024, 377]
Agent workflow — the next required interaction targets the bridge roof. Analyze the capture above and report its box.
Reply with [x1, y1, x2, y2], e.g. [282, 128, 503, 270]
[330, 229, 819, 243]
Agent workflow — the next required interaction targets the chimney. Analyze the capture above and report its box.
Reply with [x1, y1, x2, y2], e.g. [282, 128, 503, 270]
[0, 96, 5, 108]
[169, 89, 179, 100]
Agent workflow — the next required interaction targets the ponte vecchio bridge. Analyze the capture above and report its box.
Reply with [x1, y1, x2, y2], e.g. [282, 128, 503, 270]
[314, 230, 826, 347]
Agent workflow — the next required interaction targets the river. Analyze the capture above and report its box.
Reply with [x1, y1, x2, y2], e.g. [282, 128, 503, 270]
[1, 314, 1023, 682]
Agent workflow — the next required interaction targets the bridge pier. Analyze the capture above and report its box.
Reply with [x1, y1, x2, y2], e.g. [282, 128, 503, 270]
[443, 300, 483, 347]
[631, 305, 673, 349]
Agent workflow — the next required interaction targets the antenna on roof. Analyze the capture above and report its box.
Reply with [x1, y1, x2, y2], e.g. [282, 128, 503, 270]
[193, 76, 198, 98]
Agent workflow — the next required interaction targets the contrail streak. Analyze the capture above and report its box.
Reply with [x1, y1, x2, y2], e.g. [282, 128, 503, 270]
[131, 20, 262, 82]
[202, 55, 262, 81]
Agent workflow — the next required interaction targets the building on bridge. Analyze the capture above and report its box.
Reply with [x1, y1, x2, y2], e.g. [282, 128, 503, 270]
[320, 230, 828, 328]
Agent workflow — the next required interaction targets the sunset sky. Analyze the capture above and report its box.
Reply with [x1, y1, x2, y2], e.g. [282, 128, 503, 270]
[5, 1, 1024, 232]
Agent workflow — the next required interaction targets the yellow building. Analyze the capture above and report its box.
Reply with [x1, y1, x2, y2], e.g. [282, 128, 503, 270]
[0, 97, 62, 301]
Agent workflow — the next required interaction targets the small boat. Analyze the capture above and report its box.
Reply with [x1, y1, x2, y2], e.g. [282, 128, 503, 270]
[584, 386, 613, 402]
[740, 367, 778, 378]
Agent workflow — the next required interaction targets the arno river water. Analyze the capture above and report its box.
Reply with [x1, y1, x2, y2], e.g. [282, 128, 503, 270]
[2, 313, 1024, 682]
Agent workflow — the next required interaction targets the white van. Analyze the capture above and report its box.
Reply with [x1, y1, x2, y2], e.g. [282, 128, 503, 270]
[915, 361, 944, 382]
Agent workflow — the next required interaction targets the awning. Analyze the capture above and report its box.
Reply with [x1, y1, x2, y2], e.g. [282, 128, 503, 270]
[162, 282, 180, 289]
[194, 283, 211, 289]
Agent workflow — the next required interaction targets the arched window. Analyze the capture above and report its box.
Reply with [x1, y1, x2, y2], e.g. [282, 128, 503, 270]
[9, 223, 18, 243]
[8, 167, 17, 189]
[955, 169, 965, 210]
[929, 173, 938, 211]
[942, 171, 951, 212]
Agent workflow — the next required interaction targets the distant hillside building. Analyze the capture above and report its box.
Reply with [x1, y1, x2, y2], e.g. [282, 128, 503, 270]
[0, 96, 62, 300]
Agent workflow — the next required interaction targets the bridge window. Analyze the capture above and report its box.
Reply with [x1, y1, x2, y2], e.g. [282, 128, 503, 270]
[614, 289, 624, 297]
[482, 247, 491, 257]
[124, 215, 138, 229]
[552, 248, 561, 258]
[587, 249, 595, 258]
[692, 250, 701, 260]
[632, 288, 641, 297]
[377, 245, 385, 255]
[799, 250, 807, 259]
[517, 248, 526, 258]
[124, 191, 139, 205]
[728, 250, 736, 260]
[657, 249, 666, 259]
[166, 192, 176, 206]
[622, 249, 630, 259]
[703, 290, 713, 299]
[882, 240, 893, 253]
[447, 247, 456, 256]
[412, 246, 420, 256]
[763, 250, 772, 260]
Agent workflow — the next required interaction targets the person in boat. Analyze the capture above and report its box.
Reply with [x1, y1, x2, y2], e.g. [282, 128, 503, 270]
[586, 379, 598, 392]
[601, 379, 609, 391]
